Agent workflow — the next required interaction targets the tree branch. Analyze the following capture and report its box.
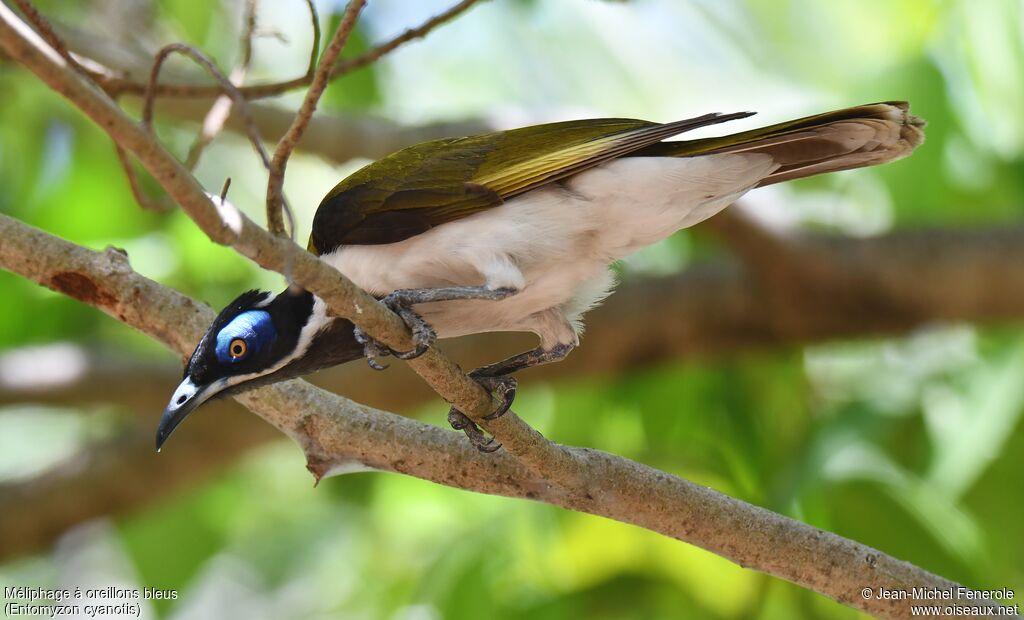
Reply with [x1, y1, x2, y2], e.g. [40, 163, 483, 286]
[328, 0, 483, 79]
[0, 5, 1014, 617]
[7, 221, 1024, 414]
[43, 21, 495, 163]
[703, 205, 811, 279]
[63, 0, 482, 101]
[150, 99, 491, 163]
[10, 0, 87, 76]
[112, 142, 173, 212]
[2, 213, 1008, 618]
[5, 220, 1024, 557]
[142, 43, 271, 172]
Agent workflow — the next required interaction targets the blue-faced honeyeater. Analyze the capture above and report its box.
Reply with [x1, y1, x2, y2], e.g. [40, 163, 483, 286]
[159, 102, 925, 451]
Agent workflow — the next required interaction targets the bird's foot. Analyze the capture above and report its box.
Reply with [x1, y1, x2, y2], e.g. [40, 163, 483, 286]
[447, 409, 501, 453]
[447, 372, 517, 452]
[353, 292, 437, 370]
[352, 327, 392, 370]
[474, 373, 518, 421]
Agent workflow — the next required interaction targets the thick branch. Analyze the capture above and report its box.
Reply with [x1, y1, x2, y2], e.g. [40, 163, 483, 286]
[2, 213, 1007, 618]
[703, 205, 811, 278]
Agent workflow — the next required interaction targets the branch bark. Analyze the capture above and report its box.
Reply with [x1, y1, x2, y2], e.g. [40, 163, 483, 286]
[0, 5, 1016, 618]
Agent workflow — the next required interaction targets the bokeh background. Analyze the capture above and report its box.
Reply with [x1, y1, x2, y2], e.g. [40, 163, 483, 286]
[1, 0, 1023, 618]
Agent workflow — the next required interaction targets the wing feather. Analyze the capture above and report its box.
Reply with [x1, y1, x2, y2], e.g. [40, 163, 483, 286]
[309, 112, 753, 253]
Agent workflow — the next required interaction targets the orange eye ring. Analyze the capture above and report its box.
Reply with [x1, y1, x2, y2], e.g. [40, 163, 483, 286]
[228, 338, 248, 359]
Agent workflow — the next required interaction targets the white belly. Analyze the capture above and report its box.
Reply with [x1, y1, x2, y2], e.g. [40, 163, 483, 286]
[323, 153, 776, 340]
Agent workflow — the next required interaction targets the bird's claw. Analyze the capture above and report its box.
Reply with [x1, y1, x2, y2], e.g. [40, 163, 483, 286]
[353, 293, 437, 370]
[382, 291, 436, 360]
[447, 373, 517, 452]
[472, 373, 517, 421]
[447, 409, 501, 452]
[352, 326, 391, 370]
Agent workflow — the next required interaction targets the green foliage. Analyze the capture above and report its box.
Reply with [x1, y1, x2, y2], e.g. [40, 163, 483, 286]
[1, 0, 1022, 619]
[321, 18, 382, 112]
[156, 0, 220, 50]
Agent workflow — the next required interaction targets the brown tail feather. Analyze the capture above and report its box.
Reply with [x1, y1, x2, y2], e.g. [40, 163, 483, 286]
[638, 102, 925, 186]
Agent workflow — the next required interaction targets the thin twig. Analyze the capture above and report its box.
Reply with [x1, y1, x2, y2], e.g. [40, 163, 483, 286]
[10, 0, 89, 77]
[92, 0, 480, 101]
[301, 0, 321, 80]
[184, 0, 259, 170]
[142, 43, 270, 169]
[112, 143, 173, 212]
[142, 42, 296, 224]
[219, 177, 232, 203]
[12, 0, 477, 107]
[265, 0, 366, 237]
[96, 0, 319, 100]
[331, 0, 484, 78]
[239, 2, 258, 68]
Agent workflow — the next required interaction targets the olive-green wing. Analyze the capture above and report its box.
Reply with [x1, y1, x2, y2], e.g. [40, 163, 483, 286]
[309, 112, 753, 253]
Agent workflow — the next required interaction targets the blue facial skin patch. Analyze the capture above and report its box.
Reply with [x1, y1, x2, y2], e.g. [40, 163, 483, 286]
[216, 310, 276, 363]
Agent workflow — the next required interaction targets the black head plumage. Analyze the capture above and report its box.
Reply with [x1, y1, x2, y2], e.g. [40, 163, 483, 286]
[182, 289, 314, 388]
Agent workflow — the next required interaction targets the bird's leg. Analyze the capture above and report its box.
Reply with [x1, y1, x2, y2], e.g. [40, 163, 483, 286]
[449, 310, 578, 451]
[448, 341, 576, 452]
[354, 286, 517, 370]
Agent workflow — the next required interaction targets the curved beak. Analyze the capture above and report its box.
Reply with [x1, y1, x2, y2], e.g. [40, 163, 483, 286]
[157, 377, 219, 451]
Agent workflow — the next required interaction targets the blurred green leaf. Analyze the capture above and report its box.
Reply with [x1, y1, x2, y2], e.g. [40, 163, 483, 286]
[321, 19, 382, 112]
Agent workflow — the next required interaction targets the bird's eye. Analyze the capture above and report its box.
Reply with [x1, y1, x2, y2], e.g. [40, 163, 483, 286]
[228, 338, 248, 359]
[216, 309, 274, 364]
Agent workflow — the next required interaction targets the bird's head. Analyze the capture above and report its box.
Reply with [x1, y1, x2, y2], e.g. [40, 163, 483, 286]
[157, 287, 361, 450]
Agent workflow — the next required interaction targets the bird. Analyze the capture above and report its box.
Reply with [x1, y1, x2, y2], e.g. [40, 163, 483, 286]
[158, 101, 925, 452]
